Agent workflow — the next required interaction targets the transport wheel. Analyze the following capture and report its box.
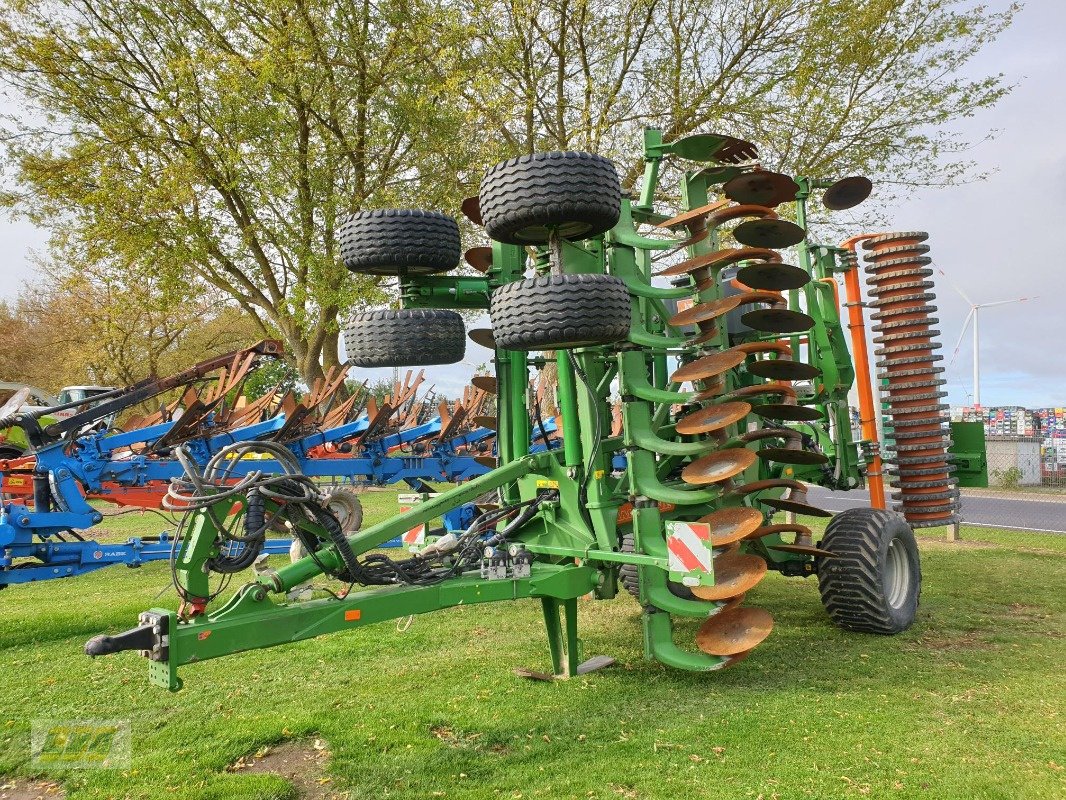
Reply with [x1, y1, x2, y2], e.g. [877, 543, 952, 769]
[489, 273, 631, 350]
[344, 308, 465, 367]
[479, 151, 622, 245]
[338, 210, 461, 275]
[817, 508, 921, 634]
[323, 487, 364, 534]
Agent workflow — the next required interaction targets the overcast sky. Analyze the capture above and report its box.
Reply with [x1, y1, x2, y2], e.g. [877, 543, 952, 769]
[1, 1, 1062, 409]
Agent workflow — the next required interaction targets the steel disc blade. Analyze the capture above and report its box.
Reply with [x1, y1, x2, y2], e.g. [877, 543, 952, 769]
[768, 543, 836, 558]
[741, 308, 815, 333]
[671, 350, 746, 383]
[748, 359, 822, 381]
[670, 296, 743, 327]
[671, 132, 758, 164]
[724, 171, 800, 207]
[461, 195, 483, 225]
[676, 401, 752, 435]
[822, 176, 873, 210]
[471, 415, 497, 430]
[464, 246, 493, 273]
[471, 375, 498, 394]
[691, 552, 768, 602]
[761, 497, 833, 518]
[468, 328, 496, 349]
[751, 403, 824, 422]
[696, 506, 764, 546]
[695, 605, 774, 655]
[736, 262, 810, 291]
[757, 447, 829, 465]
[691, 379, 727, 401]
[733, 218, 806, 249]
[681, 448, 757, 486]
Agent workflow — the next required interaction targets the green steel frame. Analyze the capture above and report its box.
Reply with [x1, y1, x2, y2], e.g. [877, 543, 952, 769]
[94, 129, 869, 689]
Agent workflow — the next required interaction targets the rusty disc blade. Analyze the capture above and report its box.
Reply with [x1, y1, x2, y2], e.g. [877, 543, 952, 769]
[473, 455, 497, 468]
[741, 308, 815, 333]
[751, 403, 824, 422]
[748, 359, 822, 381]
[471, 415, 498, 430]
[681, 448, 757, 486]
[761, 497, 833, 518]
[717, 592, 747, 614]
[696, 506, 764, 546]
[464, 246, 493, 273]
[670, 296, 743, 327]
[757, 447, 830, 465]
[733, 218, 806, 249]
[675, 401, 752, 435]
[691, 379, 727, 401]
[471, 375, 498, 394]
[671, 350, 746, 383]
[768, 543, 836, 558]
[724, 171, 800, 207]
[736, 262, 810, 291]
[461, 195, 483, 225]
[720, 648, 754, 668]
[468, 328, 496, 349]
[695, 605, 774, 655]
[691, 552, 767, 602]
[822, 176, 872, 211]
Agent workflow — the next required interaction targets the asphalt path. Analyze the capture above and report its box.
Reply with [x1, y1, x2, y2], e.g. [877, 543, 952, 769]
[807, 487, 1066, 534]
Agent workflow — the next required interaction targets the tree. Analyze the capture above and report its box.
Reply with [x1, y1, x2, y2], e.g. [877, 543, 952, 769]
[0, 0, 1018, 385]
[5, 266, 263, 390]
[0, 0, 483, 385]
[464, 0, 1018, 198]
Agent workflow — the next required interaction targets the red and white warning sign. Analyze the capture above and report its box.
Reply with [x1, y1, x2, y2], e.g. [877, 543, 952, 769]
[665, 521, 713, 574]
[399, 492, 437, 548]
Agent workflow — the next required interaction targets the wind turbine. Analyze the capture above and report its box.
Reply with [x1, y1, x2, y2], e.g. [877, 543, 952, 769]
[944, 274, 1036, 407]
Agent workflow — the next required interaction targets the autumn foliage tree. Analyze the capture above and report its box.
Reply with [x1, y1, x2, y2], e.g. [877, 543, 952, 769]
[0, 0, 1018, 384]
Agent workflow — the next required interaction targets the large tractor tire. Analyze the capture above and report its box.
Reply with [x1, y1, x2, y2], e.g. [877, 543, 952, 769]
[344, 309, 465, 367]
[479, 151, 622, 245]
[339, 210, 461, 276]
[489, 273, 631, 350]
[817, 507, 921, 634]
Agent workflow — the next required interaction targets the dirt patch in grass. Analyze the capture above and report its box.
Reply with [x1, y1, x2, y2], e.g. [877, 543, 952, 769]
[229, 740, 342, 799]
[905, 631, 997, 652]
[0, 779, 65, 800]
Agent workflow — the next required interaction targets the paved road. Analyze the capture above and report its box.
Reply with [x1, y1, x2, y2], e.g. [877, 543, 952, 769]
[807, 487, 1066, 534]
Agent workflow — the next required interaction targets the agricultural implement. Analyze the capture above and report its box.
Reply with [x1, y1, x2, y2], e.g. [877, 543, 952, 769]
[87, 129, 949, 689]
[0, 347, 503, 586]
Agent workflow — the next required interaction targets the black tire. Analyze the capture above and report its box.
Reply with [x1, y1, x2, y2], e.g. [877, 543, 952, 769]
[618, 531, 694, 602]
[489, 273, 631, 350]
[338, 210, 461, 276]
[619, 531, 640, 599]
[0, 446, 24, 461]
[817, 508, 921, 634]
[323, 487, 363, 535]
[344, 309, 465, 367]
[479, 152, 622, 245]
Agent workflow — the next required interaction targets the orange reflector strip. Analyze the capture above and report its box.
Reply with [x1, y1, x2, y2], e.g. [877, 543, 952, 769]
[344, 610, 361, 621]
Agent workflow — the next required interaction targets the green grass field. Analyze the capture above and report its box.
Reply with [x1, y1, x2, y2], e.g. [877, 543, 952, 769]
[1, 491, 1063, 800]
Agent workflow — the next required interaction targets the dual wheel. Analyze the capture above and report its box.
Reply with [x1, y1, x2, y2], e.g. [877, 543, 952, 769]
[342, 152, 631, 367]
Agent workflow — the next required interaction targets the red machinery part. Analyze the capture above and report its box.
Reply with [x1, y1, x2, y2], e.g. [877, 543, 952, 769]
[862, 232, 960, 528]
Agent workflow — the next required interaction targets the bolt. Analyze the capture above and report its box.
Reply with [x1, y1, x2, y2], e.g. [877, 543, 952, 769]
[18, 516, 30, 526]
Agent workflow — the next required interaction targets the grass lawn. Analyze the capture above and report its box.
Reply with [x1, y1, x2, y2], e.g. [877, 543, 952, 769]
[0, 490, 1063, 799]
